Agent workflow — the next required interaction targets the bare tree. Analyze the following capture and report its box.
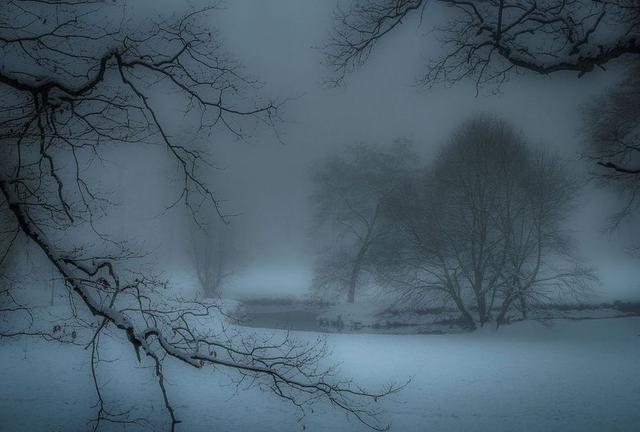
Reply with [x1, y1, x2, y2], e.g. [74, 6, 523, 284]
[0, 2, 399, 430]
[584, 60, 640, 227]
[190, 218, 239, 298]
[491, 150, 594, 324]
[311, 141, 415, 304]
[381, 117, 592, 328]
[326, 0, 640, 88]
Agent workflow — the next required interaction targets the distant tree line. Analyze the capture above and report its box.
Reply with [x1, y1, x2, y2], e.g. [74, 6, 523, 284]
[311, 116, 594, 329]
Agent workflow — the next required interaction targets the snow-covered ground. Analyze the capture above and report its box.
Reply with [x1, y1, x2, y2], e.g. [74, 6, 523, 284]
[1, 316, 639, 431]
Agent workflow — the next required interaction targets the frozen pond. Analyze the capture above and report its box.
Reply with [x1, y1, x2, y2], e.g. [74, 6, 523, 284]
[238, 305, 325, 332]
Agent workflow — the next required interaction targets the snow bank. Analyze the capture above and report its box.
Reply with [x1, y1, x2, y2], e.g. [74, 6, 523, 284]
[1, 316, 639, 431]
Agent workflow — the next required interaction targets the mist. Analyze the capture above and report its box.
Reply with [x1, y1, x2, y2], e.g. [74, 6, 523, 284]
[1, 1, 639, 431]
[182, 0, 638, 301]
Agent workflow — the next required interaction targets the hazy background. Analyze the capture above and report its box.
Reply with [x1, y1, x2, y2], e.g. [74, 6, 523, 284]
[115, 0, 639, 301]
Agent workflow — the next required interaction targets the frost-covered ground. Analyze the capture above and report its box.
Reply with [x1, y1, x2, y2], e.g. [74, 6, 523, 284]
[1, 316, 639, 432]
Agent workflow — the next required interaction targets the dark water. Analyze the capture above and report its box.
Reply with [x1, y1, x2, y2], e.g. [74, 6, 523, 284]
[237, 307, 325, 332]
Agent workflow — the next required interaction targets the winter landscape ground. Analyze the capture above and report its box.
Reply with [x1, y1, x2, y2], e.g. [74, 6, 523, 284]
[2, 312, 639, 432]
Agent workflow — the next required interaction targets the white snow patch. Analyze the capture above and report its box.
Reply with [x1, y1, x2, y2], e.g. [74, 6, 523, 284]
[1, 317, 639, 431]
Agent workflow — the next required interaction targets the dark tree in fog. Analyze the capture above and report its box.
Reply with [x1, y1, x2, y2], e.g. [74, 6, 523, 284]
[382, 117, 592, 328]
[584, 61, 640, 227]
[326, 0, 640, 87]
[190, 218, 239, 298]
[311, 142, 415, 303]
[0, 1, 398, 430]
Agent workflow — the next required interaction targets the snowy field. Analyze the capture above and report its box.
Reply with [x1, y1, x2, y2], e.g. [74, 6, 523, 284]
[1, 316, 639, 432]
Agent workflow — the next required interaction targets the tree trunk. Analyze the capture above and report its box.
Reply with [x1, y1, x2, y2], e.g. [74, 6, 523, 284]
[450, 290, 476, 330]
[518, 293, 528, 319]
[496, 294, 514, 328]
[347, 244, 368, 304]
[347, 258, 362, 304]
[475, 292, 489, 326]
[346, 205, 379, 304]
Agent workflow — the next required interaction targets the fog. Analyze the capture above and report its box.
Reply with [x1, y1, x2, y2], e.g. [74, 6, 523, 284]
[2, 1, 640, 431]
[135, 0, 637, 301]
[58, 0, 639, 302]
